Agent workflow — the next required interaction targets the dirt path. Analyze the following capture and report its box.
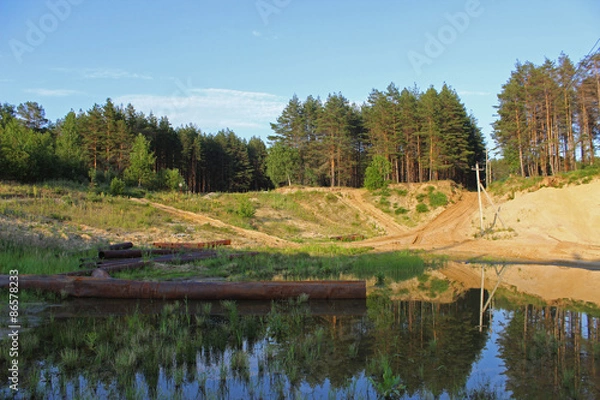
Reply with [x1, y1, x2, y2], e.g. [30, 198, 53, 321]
[350, 192, 479, 250]
[337, 189, 407, 236]
[131, 198, 297, 249]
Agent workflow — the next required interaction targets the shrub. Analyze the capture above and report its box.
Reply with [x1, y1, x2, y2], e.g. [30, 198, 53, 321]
[237, 199, 256, 218]
[416, 203, 429, 213]
[394, 207, 409, 215]
[428, 191, 448, 208]
[164, 168, 186, 191]
[109, 177, 125, 196]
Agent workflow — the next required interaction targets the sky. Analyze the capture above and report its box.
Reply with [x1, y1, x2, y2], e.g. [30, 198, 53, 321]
[1, 0, 599, 150]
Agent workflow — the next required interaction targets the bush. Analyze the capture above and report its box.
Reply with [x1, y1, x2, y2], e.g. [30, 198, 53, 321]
[164, 168, 186, 191]
[109, 177, 125, 196]
[237, 199, 256, 218]
[394, 207, 409, 215]
[416, 203, 429, 213]
[428, 191, 448, 208]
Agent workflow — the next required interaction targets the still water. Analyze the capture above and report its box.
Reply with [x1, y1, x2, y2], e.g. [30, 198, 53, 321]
[1, 290, 599, 399]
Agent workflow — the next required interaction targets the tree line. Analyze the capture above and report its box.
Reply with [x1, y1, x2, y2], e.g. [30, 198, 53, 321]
[0, 82, 486, 192]
[493, 51, 599, 177]
[268, 83, 485, 189]
[0, 100, 271, 192]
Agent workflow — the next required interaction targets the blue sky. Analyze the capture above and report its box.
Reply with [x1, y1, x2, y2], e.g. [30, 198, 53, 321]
[1, 0, 599, 149]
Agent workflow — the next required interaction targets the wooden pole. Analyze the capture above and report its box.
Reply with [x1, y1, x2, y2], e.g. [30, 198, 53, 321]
[475, 162, 484, 236]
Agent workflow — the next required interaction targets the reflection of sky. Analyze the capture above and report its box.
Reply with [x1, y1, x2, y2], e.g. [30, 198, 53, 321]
[466, 308, 512, 398]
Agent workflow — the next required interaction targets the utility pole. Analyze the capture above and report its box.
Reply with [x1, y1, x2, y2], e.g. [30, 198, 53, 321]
[473, 162, 484, 236]
[485, 149, 490, 189]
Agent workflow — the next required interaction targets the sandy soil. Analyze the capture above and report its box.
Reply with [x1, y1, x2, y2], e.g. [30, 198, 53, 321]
[350, 180, 600, 264]
[131, 198, 297, 249]
[342, 180, 600, 305]
[131, 180, 600, 304]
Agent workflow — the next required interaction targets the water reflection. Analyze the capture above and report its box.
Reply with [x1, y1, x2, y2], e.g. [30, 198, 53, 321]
[497, 302, 600, 399]
[1, 290, 599, 399]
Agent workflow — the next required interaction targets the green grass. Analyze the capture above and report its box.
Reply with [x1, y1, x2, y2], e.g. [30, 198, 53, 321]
[351, 251, 427, 282]
[428, 190, 448, 208]
[0, 243, 82, 275]
[113, 247, 433, 285]
[0, 185, 176, 232]
[489, 166, 599, 197]
[152, 189, 379, 240]
[416, 203, 429, 213]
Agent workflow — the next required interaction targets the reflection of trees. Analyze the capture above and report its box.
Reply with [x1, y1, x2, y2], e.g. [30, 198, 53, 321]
[364, 290, 489, 398]
[265, 290, 489, 397]
[1, 294, 491, 398]
[497, 304, 600, 399]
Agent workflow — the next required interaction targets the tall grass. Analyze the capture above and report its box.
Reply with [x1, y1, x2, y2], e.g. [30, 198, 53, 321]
[351, 251, 426, 282]
[0, 242, 81, 275]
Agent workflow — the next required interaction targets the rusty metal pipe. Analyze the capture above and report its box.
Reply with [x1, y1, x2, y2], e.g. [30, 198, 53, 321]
[68, 251, 257, 276]
[0, 275, 366, 300]
[99, 249, 182, 259]
[105, 242, 134, 250]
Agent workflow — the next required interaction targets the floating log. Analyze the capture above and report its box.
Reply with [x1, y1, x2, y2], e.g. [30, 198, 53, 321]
[0, 275, 366, 300]
[153, 239, 232, 249]
[105, 242, 134, 251]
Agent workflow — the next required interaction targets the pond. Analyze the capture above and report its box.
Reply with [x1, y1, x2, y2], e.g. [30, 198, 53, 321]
[1, 289, 599, 399]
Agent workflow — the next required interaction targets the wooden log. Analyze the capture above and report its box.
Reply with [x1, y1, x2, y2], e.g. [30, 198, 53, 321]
[153, 239, 231, 249]
[0, 275, 366, 300]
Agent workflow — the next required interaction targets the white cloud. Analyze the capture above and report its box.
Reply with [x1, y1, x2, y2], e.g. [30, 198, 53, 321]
[252, 30, 262, 37]
[24, 88, 84, 97]
[115, 88, 287, 134]
[53, 67, 153, 80]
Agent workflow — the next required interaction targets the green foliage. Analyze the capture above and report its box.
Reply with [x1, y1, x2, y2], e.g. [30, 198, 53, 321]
[364, 155, 392, 191]
[237, 199, 256, 218]
[416, 203, 429, 213]
[428, 190, 448, 207]
[394, 207, 409, 215]
[0, 119, 56, 181]
[124, 134, 156, 188]
[368, 356, 405, 398]
[109, 177, 125, 196]
[266, 142, 301, 187]
[164, 168, 185, 191]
